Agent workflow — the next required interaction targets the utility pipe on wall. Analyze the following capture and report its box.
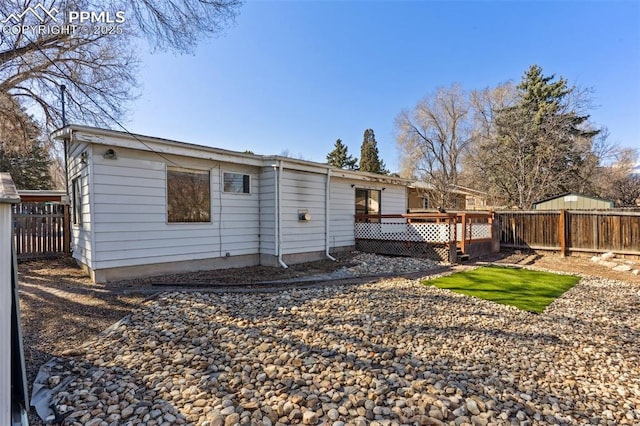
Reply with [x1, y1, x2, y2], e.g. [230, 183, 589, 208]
[274, 161, 288, 268]
[325, 168, 336, 261]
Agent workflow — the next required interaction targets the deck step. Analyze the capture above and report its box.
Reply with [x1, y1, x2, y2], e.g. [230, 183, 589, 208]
[456, 248, 470, 262]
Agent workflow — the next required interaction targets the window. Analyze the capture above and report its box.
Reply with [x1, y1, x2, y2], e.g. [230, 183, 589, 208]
[167, 167, 211, 223]
[72, 177, 82, 226]
[355, 188, 381, 222]
[223, 172, 250, 194]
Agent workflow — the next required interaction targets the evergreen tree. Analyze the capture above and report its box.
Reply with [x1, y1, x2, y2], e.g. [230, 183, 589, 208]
[359, 129, 388, 174]
[475, 65, 600, 208]
[0, 99, 53, 189]
[0, 140, 52, 190]
[326, 139, 358, 169]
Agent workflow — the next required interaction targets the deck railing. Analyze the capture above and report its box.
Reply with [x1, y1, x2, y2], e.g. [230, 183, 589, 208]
[355, 212, 496, 261]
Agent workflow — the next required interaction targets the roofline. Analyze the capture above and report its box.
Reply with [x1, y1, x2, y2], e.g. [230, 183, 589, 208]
[52, 125, 410, 185]
[408, 181, 476, 195]
[17, 189, 66, 195]
[52, 124, 265, 164]
[0, 173, 21, 204]
[532, 192, 614, 206]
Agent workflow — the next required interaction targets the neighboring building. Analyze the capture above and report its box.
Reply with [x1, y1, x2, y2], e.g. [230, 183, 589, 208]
[533, 192, 614, 210]
[53, 125, 409, 283]
[407, 182, 500, 211]
[407, 182, 466, 211]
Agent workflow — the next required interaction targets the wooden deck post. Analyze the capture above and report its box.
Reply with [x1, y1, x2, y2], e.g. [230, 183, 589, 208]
[490, 211, 500, 253]
[449, 214, 457, 263]
[559, 209, 567, 257]
[460, 213, 467, 255]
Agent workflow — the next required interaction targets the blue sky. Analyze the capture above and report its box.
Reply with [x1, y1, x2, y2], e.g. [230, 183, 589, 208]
[128, 0, 640, 172]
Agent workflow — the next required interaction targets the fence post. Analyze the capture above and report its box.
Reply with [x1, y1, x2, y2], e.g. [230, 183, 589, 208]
[64, 204, 71, 254]
[559, 209, 567, 257]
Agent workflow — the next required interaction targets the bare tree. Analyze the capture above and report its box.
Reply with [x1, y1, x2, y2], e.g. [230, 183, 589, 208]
[598, 148, 640, 206]
[396, 84, 473, 209]
[461, 82, 517, 200]
[0, 0, 242, 129]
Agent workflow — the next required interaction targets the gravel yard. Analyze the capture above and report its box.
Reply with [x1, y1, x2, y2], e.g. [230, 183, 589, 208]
[38, 273, 640, 426]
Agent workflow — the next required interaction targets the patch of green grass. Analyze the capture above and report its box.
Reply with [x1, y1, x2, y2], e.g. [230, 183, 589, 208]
[424, 266, 580, 313]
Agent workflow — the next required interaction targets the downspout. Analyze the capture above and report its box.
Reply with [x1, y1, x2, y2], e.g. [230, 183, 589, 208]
[274, 161, 288, 268]
[325, 167, 336, 261]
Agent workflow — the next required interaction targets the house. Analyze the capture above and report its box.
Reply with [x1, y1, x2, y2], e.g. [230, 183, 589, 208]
[53, 125, 409, 283]
[407, 182, 501, 211]
[533, 192, 614, 210]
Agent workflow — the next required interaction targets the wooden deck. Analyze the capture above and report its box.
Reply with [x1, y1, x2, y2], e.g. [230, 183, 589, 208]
[355, 212, 497, 262]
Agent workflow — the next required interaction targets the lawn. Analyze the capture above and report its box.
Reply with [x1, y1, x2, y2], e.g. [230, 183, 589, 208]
[424, 266, 580, 313]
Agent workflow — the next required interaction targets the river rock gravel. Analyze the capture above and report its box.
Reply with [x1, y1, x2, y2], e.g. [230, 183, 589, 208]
[44, 274, 639, 425]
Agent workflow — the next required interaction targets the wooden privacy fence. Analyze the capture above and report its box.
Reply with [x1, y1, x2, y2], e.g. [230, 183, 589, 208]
[12, 202, 70, 260]
[496, 210, 640, 256]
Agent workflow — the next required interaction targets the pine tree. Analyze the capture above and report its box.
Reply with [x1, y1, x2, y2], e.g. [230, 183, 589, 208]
[359, 129, 388, 174]
[477, 65, 600, 208]
[0, 100, 53, 189]
[326, 139, 358, 169]
[0, 140, 52, 189]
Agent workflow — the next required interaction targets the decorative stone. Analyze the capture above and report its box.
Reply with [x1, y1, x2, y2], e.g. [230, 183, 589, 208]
[39, 270, 640, 426]
[303, 410, 318, 424]
[613, 264, 632, 272]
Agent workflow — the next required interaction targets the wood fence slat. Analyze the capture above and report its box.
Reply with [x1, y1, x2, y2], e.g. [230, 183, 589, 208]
[12, 202, 70, 260]
[497, 210, 640, 256]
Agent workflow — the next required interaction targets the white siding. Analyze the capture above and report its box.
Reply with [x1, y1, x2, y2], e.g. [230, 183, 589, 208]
[329, 178, 355, 248]
[89, 146, 260, 270]
[379, 184, 407, 215]
[70, 133, 411, 275]
[0, 198, 14, 420]
[68, 142, 93, 267]
[219, 166, 260, 255]
[259, 168, 276, 255]
[329, 179, 407, 249]
[280, 169, 327, 254]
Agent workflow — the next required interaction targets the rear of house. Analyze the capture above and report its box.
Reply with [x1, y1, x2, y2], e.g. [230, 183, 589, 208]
[54, 126, 408, 282]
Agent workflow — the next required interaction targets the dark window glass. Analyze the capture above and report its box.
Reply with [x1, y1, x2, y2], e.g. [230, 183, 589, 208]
[355, 188, 381, 222]
[72, 177, 82, 225]
[167, 167, 211, 223]
[223, 172, 250, 194]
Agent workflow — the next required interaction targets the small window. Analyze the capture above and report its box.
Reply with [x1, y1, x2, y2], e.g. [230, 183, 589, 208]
[167, 167, 211, 223]
[72, 177, 82, 225]
[223, 172, 250, 194]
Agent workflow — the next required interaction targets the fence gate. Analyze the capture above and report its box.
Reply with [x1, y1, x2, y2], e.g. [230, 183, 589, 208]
[12, 202, 70, 260]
